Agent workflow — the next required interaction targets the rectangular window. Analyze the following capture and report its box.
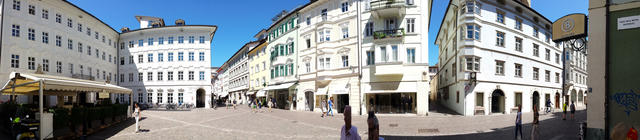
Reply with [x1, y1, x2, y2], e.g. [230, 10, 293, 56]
[555, 72, 560, 83]
[42, 9, 49, 19]
[147, 72, 153, 81]
[199, 52, 205, 61]
[306, 38, 311, 48]
[545, 70, 550, 82]
[533, 27, 539, 38]
[28, 5, 35, 15]
[158, 53, 164, 62]
[11, 55, 20, 68]
[120, 74, 124, 82]
[67, 39, 73, 50]
[496, 10, 505, 23]
[515, 92, 522, 107]
[56, 61, 62, 73]
[178, 93, 184, 104]
[406, 48, 415, 63]
[168, 52, 174, 62]
[13, 0, 20, 11]
[476, 92, 484, 107]
[495, 60, 504, 75]
[157, 93, 163, 103]
[178, 71, 184, 80]
[11, 25, 19, 37]
[341, 2, 349, 12]
[148, 93, 153, 103]
[138, 54, 143, 63]
[55, 36, 62, 46]
[342, 26, 349, 38]
[342, 56, 349, 67]
[28, 28, 35, 41]
[189, 52, 195, 61]
[465, 57, 480, 71]
[319, 58, 324, 70]
[305, 62, 311, 72]
[545, 33, 551, 43]
[42, 59, 49, 72]
[365, 22, 374, 36]
[120, 57, 125, 65]
[56, 14, 61, 23]
[67, 19, 72, 28]
[199, 71, 205, 80]
[515, 18, 522, 30]
[199, 36, 205, 44]
[533, 67, 539, 80]
[69, 63, 74, 74]
[129, 56, 133, 64]
[555, 53, 560, 64]
[380, 47, 387, 62]
[407, 18, 415, 33]
[158, 37, 164, 45]
[42, 32, 49, 44]
[515, 63, 522, 77]
[466, 24, 481, 40]
[188, 71, 194, 80]
[391, 45, 398, 61]
[515, 37, 523, 52]
[321, 9, 328, 21]
[366, 51, 375, 65]
[87, 28, 91, 36]
[158, 72, 163, 81]
[168, 37, 174, 44]
[138, 39, 144, 47]
[167, 93, 173, 103]
[77, 43, 83, 53]
[178, 36, 184, 44]
[496, 31, 505, 47]
[178, 52, 184, 61]
[168, 71, 174, 80]
[188, 36, 194, 44]
[325, 58, 331, 69]
[148, 54, 153, 62]
[77, 23, 83, 32]
[533, 44, 539, 57]
[545, 49, 551, 61]
[148, 38, 154, 45]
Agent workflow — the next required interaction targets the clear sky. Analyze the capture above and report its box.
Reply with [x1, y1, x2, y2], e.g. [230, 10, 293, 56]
[428, 0, 589, 66]
[68, 0, 588, 67]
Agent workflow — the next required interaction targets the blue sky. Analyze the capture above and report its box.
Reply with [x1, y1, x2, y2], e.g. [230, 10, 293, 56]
[69, 0, 588, 67]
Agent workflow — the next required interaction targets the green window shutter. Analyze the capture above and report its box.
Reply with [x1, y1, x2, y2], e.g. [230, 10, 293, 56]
[290, 64, 294, 75]
[284, 64, 288, 76]
[271, 69, 274, 78]
[285, 44, 289, 55]
[290, 42, 294, 54]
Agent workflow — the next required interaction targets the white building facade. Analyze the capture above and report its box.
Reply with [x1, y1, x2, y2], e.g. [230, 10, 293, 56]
[436, 0, 563, 116]
[118, 17, 217, 108]
[565, 42, 588, 107]
[1, 0, 120, 106]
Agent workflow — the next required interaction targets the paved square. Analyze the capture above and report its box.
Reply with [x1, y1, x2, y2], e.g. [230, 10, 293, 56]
[89, 105, 585, 140]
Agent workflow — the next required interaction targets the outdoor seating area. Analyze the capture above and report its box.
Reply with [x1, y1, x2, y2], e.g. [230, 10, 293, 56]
[0, 72, 133, 139]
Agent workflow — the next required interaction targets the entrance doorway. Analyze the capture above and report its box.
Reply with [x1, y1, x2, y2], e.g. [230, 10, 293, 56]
[491, 89, 505, 113]
[336, 94, 349, 113]
[571, 89, 577, 103]
[533, 91, 540, 109]
[555, 93, 560, 108]
[196, 88, 205, 108]
[305, 91, 314, 111]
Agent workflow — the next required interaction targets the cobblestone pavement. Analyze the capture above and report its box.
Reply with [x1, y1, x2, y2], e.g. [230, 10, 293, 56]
[88, 105, 586, 140]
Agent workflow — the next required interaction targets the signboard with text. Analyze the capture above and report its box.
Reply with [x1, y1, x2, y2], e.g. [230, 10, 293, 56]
[553, 14, 588, 42]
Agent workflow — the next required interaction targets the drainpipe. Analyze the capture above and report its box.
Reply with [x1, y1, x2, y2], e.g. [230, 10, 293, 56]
[604, 0, 610, 138]
[357, 0, 363, 115]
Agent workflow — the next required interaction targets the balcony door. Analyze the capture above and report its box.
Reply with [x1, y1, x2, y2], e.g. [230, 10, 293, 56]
[385, 19, 397, 30]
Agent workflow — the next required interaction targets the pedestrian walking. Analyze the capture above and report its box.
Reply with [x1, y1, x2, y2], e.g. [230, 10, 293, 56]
[133, 103, 141, 133]
[233, 99, 237, 110]
[328, 97, 334, 117]
[368, 111, 384, 140]
[562, 101, 568, 120]
[268, 98, 273, 112]
[570, 101, 576, 120]
[531, 104, 540, 140]
[321, 99, 327, 118]
[545, 99, 553, 114]
[514, 105, 523, 140]
[340, 106, 360, 140]
[258, 99, 263, 113]
[226, 99, 230, 109]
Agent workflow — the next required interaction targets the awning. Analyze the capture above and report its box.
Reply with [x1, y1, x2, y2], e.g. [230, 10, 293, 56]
[262, 83, 296, 91]
[217, 92, 229, 97]
[329, 81, 349, 95]
[1, 72, 132, 95]
[256, 90, 266, 97]
[246, 91, 256, 95]
[315, 87, 328, 95]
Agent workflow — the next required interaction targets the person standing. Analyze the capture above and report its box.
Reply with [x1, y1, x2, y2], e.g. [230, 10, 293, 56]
[233, 99, 237, 110]
[134, 103, 141, 133]
[562, 101, 568, 120]
[514, 105, 523, 140]
[328, 97, 334, 117]
[368, 111, 384, 140]
[268, 98, 273, 112]
[321, 99, 327, 118]
[570, 101, 576, 120]
[340, 106, 361, 140]
[531, 104, 540, 140]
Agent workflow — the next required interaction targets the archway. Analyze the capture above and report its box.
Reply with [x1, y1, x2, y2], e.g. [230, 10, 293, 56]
[571, 89, 577, 103]
[578, 90, 584, 104]
[532, 91, 540, 109]
[491, 89, 505, 113]
[196, 88, 206, 108]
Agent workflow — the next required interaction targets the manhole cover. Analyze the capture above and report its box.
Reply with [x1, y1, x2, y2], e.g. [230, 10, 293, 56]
[418, 128, 439, 133]
[389, 124, 399, 127]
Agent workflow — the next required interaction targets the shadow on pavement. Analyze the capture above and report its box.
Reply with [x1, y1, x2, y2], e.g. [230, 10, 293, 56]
[381, 110, 586, 140]
[85, 118, 136, 140]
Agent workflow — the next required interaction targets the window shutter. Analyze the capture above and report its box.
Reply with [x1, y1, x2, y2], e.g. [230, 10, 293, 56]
[290, 42, 294, 54]
[290, 63, 294, 75]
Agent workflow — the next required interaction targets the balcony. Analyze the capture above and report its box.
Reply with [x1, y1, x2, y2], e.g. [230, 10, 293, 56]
[373, 28, 405, 42]
[370, 0, 407, 18]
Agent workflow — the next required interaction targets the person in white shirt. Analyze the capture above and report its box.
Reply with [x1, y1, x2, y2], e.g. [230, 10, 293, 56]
[340, 105, 360, 140]
[134, 103, 140, 133]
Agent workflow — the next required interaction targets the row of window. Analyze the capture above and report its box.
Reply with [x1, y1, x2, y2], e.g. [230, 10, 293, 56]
[365, 47, 416, 65]
[127, 36, 206, 48]
[268, 17, 296, 42]
[271, 42, 295, 60]
[132, 92, 184, 104]
[270, 63, 295, 78]
[120, 71, 206, 82]
[228, 76, 248, 89]
[12, 0, 116, 48]
[455, 56, 561, 83]
[10, 24, 116, 64]
[121, 52, 206, 65]
[10, 54, 114, 81]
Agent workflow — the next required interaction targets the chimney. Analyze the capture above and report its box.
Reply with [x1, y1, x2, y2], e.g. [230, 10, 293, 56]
[176, 19, 185, 26]
[120, 27, 130, 33]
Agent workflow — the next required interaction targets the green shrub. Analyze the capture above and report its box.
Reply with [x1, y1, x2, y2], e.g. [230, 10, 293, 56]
[51, 108, 69, 129]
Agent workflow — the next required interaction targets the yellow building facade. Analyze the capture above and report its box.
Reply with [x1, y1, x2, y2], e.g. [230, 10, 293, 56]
[248, 40, 270, 98]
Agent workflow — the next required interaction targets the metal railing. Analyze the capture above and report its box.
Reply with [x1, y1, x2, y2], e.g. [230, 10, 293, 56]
[370, 0, 407, 10]
[373, 28, 405, 40]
